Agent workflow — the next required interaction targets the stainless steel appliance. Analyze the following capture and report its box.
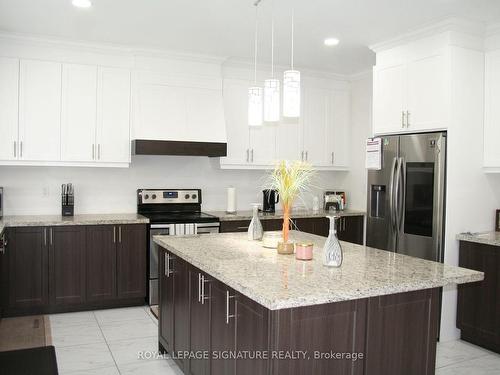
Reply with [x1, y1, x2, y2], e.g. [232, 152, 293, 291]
[366, 132, 446, 262]
[262, 189, 279, 213]
[137, 189, 220, 306]
[0, 187, 3, 218]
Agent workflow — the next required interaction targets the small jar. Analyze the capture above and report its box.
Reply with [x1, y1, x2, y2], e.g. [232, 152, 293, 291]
[295, 243, 314, 261]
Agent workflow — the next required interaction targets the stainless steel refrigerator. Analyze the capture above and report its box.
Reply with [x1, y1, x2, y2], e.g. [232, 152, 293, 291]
[366, 132, 446, 262]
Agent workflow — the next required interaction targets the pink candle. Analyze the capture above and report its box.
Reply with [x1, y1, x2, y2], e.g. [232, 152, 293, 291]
[295, 243, 313, 261]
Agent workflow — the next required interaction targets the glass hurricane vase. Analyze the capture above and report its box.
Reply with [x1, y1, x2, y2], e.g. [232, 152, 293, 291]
[323, 216, 343, 267]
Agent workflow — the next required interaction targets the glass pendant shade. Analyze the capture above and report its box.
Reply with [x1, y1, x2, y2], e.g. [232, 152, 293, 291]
[248, 86, 263, 126]
[283, 70, 300, 118]
[264, 78, 280, 122]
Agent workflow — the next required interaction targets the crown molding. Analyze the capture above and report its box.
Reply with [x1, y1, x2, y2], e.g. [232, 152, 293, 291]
[369, 17, 485, 53]
[348, 69, 372, 81]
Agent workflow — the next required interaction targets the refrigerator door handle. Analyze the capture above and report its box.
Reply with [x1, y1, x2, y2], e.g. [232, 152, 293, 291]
[389, 157, 398, 234]
[396, 157, 406, 232]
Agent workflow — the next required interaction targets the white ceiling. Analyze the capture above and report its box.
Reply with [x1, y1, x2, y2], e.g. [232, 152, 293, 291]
[1, 0, 500, 75]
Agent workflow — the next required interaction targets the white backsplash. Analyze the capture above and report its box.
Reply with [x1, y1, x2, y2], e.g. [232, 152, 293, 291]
[0, 156, 350, 216]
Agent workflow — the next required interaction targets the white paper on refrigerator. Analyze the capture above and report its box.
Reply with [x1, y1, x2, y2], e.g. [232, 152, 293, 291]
[366, 138, 382, 170]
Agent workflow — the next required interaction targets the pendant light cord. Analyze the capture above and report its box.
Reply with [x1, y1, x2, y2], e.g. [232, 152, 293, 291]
[271, 0, 274, 78]
[291, 8, 294, 70]
[253, 4, 259, 83]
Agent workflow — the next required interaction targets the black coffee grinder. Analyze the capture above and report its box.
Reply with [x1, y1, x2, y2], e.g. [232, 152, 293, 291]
[262, 189, 279, 213]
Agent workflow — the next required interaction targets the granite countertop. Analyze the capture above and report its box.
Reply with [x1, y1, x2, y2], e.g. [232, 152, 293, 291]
[208, 208, 366, 222]
[0, 213, 149, 236]
[154, 231, 483, 310]
[456, 231, 500, 247]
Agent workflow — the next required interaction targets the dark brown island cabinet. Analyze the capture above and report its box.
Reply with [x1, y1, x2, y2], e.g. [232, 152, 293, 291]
[220, 215, 364, 245]
[158, 247, 439, 375]
[0, 224, 147, 317]
[457, 241, 500, 353]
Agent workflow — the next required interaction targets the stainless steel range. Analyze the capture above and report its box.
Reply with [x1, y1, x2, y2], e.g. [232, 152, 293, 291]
[137, 189, 220, 306]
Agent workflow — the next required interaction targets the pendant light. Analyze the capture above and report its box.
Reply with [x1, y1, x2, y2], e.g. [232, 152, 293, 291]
[264, 0, 280, 123]
[283, 8, 300, 118]
[248, 1, 263, 126]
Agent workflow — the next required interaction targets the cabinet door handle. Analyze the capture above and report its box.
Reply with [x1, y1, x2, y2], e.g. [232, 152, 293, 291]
[113, 226, 116, 243]
[226, 290, 236, 324]
[251, 149, 254, 162]
[305, 151, 308, 161]
[406, 111, 410, 127]
[165, 253, 169, 276]
[246, 149, 249, 162]
[14, 141, 16, 158]
[301, 151, 304, 161]
[118, 226, 122, 243]
[50, 228, 53, 245]
[201, 275, 210, 304]
[92, 144, 95, 160]
[20, 141, 23, 158]
[0, 234, 6, 254]
[98, 144, 101, 160]
[401, 111, 406, 128]
[331, 152, 334, 165]
[198, 273, 202, 302]
[44, 228, 47, 246]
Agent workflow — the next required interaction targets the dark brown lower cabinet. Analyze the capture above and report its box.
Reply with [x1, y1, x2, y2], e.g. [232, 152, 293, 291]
[50, 226, 86, 306]
[86, 225, 117, 302]
[5, 227, 49, 310]
[158, 246, 439, 375]
[457, 241, 500, 353]
[1, 224, 147, 317]
[220, 215, 364, 245]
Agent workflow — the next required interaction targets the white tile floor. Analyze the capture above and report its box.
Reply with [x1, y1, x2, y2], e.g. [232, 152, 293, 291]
[49, 306, 500, 375]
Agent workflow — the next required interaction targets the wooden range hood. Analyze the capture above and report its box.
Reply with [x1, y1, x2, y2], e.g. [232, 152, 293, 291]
[132, 140, 227, 158]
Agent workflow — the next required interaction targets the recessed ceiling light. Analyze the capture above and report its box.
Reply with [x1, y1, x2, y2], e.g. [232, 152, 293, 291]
[72, 0, 92, 8]
[324, 38, 340, 47]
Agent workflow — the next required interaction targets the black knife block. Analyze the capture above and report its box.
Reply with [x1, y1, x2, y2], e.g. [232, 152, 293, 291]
[62, 194, 74, 217]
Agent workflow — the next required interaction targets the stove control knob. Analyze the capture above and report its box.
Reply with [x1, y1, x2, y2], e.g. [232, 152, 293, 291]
[144, 194, 149, 200]
[192, 194, 197, 200]
[185, 194, 190, 199]
[152, 194, 157, 199]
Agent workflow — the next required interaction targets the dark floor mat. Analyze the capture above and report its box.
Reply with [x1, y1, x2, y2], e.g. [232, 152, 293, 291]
[0, 345, 58, 375]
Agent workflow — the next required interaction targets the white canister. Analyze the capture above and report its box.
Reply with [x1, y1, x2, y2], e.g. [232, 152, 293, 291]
[226, 187, 237, 213]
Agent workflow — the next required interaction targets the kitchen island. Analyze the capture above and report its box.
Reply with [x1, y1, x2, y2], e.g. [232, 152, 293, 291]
[154, 231, 483, 375]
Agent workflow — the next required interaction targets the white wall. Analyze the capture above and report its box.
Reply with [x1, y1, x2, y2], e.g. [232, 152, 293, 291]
[440, 46, 500, 341]
[0, 157, 350, 215]
[345, 73, 372, 211]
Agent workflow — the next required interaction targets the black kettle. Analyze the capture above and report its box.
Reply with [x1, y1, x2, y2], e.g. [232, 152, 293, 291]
[262, 189, 279, 213]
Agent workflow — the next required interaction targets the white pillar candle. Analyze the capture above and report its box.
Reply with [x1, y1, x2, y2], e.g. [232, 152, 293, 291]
[226, 187, 237, 213]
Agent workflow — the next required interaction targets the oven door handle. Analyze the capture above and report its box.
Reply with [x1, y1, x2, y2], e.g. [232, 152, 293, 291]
[150, 224, 176, 231]
[195, 222, 220, 228]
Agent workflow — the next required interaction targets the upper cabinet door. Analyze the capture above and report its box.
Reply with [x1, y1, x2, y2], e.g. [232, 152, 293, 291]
[372, 63, 406, 135]
[96, 67, 131, 163]
[19, 59, 62, 161]
[484, 50, 500, 168]
[249, 124, 276, 166]
[0, 57, 19, 161]
[220, 79, 250, 166]
[275, 118, 302, 162]
[302, 87, 329, 166]
[61, 64, 98, 162]
[330, 90, 351, 168]
[406, 53, 449, 132]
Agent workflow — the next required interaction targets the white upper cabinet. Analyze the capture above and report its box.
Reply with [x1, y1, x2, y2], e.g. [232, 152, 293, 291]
[220, 79, 250, 165]
[0, 57, 19, 161]
[133, 72, 226, 144]
[330, 90, 351, 168]
[97, 67, 131, 163]
[372, 39, 450, 135]
[484, 50, 500, 170]
[221, 77, 351, 170]
[19, 59, 62, 161]
[372, 63, 406, 135]
[61, 63, 98, 162]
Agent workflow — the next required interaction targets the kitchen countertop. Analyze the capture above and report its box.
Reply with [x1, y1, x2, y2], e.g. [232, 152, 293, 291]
[154, 231, 483, 310]
[0, 214, 149, 236]
[208, 208, 365, 222]
[456, 231, 500, 247]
